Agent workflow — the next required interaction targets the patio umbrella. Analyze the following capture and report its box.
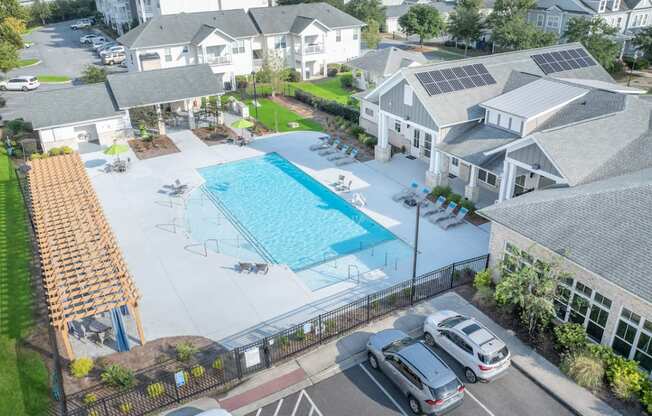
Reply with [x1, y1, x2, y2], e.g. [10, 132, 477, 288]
[231, 118, 254, 138]
[103, 143, 129, 161]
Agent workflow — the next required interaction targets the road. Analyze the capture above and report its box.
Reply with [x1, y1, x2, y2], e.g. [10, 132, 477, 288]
[246, 344, 573, 416]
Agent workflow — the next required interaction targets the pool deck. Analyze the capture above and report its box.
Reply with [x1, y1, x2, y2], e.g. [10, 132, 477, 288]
[81, 129, 490, 353]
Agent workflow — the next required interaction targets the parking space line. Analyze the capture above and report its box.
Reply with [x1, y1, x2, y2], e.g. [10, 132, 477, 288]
[255, 409, 262, 416]
[272, 398, 283, 416]
[358, 364, 408, 416]
[466, 389, 496, 416]
[302, 390, 324, 416]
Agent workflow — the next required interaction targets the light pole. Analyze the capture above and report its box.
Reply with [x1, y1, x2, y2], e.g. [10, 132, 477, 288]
[251, 71, 259, 120]
[410, 187, 430, 303]
[628, 52, 641, 87]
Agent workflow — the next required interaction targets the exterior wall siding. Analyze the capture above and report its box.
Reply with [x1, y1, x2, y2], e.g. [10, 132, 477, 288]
[487, 222, 652, 350]
[508, 143, 561, 178]
[380, 80, 438, 132]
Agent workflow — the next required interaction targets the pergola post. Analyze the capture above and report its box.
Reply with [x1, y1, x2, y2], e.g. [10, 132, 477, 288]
[60, 326, 74, 360]
[156, 104, 166, 136]
[128, 304, 147, 346]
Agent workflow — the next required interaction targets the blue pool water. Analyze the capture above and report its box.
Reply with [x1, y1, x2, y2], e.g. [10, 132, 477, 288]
[198, 153, 397, 270]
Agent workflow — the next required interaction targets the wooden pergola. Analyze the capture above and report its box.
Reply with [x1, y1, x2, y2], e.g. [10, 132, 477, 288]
[28, 154, 145, 359]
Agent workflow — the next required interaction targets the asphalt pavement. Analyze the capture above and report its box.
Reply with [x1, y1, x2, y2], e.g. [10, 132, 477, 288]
[245, 342, 574, 416]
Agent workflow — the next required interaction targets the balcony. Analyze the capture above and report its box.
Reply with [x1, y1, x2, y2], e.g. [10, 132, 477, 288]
[303, 44, 324, 55]
[205, 55, 232, 66]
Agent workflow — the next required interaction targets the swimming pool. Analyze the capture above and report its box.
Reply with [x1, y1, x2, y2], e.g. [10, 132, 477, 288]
[197, 153, 398, 271]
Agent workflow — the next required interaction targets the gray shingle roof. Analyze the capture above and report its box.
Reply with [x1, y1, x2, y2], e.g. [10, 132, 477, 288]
[107, 64, 222, 109]
[25, 83, 122, 130]
[479, 168, 652, 304]
[436, 124, 519, 171]
[118, 9, 259, 48]
[533, 0, 593, 13]
[385, 3, 412, 18]
[398, 43, 613, 128]
[248, 3, 364, 34]
[349, 47, 427, 78]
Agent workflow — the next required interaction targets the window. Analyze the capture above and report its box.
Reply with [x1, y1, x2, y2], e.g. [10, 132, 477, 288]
[394, 121, 401, 133]
[536, 14, 545, 27]
[404, 84, 413, 106]
[365, 107, 374, 117]
[353, 30, 358, 40]
[598, 0, 607, 12]
[617, 16, 623, 28]
[477, 169, 497, 187]
[612, 309, 652, 372]
[451, 157, 459, 167]
[547, 15, 560, 29]
[390, 358, 423, 389]
[413, 129, 420, 148]
[612, 0, 620, 10]
[514, 175, 527, 196]
[274, 35, 287, 49]
[231, 40, 245, 54]
[164, 47, 172, 62]
[336, 30, 342, 42]
[496, 113, 501, 126]
[554, 278, 612, 343]
[424, 133, 432, 158]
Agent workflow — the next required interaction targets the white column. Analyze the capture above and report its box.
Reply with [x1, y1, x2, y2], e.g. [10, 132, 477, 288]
[425, 149, 449, 188]
[498, 160, 517, 202]
[465, 165, 480, 202]
[156, 104, 166, 136]
[505, 162, 517, 200]
[187, 99, 196, 129]
[374, 111, 391, 162]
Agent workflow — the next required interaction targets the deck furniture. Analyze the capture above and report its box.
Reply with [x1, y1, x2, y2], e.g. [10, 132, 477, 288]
[428, 201, 458, 224]
[327, 145, 351, 161]
[318, 139, 341, 156]
[422, 196, 446, 217]
[335, 149, 359, 166]
[440, 207, 469, 229]
[255, 263, 269, 274]
[237, 262, 254, 273]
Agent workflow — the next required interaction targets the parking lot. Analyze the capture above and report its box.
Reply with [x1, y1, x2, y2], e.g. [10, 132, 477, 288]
[245, 343, 573, 416]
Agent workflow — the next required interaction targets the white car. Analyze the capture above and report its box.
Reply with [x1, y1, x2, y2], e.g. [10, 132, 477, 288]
[71, 20, 92, 30]
[0, 76, 40, 91]
[423, 310, 511, 383]
[80, 34, 99, 44]
[98, 45, 123, 57]
[196, 410, 232, 416]
[90, 37, 108, 49]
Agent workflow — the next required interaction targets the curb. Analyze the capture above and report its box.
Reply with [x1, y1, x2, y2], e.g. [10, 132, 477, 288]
[38, 79, 72, 85]
[19, 59, 42, 68]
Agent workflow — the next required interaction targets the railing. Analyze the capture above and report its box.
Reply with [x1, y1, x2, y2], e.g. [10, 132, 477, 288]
[206, 55, 232, 65]
[303, 44, 324, 55]
[58, 254, 488, 416]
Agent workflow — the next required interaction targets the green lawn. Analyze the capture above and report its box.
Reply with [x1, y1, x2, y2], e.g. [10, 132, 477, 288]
[244, 98, 323, 132]
[37, 75, 71, 83]
[289, 73, 354, 104]
[0, 149, 50, 415]
[22, 26, 42, 36]
[18, 59, 39, 68]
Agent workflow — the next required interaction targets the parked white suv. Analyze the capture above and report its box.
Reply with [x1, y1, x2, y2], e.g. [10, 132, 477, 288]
[80, 34, 98, 44]
[70, 20, 92, 30]
[0, 76, 40, 91]
[424, 310, 511, 383]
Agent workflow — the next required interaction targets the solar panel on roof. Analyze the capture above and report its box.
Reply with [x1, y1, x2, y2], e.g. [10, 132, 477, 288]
[531, 48, 597, 75]
[414, 63, 497, 96]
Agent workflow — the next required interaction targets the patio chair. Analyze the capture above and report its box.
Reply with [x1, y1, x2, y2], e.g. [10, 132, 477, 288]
[309, 135, 332, 151]
[174, 179, 189, 190]
[327, 145, 351, 161]
[336, 180, 353, 192]
[439, 207, 469, 230]
[254, 263, 269, 274]
[421, 196, 446, 217]
[335, 148, 359, 166]
[392, 182, 419, 202]
[428, 201, 458, 224]
[237, 262, 254, 273]
[330, 174, 346, 188]
[318, 139, 341, 156]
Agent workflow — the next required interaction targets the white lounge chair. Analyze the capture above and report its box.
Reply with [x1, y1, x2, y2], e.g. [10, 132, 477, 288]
[421, 196, 446, 217]
[336, 180, 352, 192]
[327, 145, 350, 161]
[309, 135, 332, 151]
[336, 148, 359, 166]
[428, 201, 458, 224]
[318, 139, 340, 156]
[439, 207, 469, 229]
[330, 174, 346, 188]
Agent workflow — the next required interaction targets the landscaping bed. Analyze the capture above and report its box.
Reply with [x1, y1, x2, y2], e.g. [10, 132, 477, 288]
[192, 125, 237, 146]
[128, 136, 180, 160]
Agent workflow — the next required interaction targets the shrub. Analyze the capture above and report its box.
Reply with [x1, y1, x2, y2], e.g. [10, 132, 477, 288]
[431, 185, 452, 200]
[340, 64, 351, 72]
[388, 293, 398, 305]
[294, 89, 360, 122]
[358, 134, 377, 147]
[0, 95, 5, 108]
[146, 382, 165, 398]
[176, 341, 199, 362]
[89, 411, 100, 416]
[191, 365, 205, 378]
[235, 75, 248, 89]
[62, 146, 74, 154]
[83, 393, 97, 405]
[286, 69, 300, 82]
[459, 198, 476, 213]
[402, 287, 412, 299]
[30, 152, 45, 160]
[101, 364, 135, 389]
[608, 357, 645, 400]
[327, 67, 338, 77]
[48, 147, 62, 156]
[350, 125, 365, 137]
[119, 402, 132, 414]
[70, 358, 94, 378]
[339, 73, 353, 89]
[278, 335, 289, 347]
[553, 323, 587, 354]
[562, 353, 604, 391]
[473, 269, 492, 289]
[448, 192, 462, 205]
[324, 319, 336, 333]
[294, 328, 306, 341]
[641, 384, 652, 413]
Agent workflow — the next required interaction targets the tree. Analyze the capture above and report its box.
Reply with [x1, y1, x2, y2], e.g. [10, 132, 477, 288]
[345, 0, 385, 26]
[565, 17, 620, 72]
[30, 0, 52, 25]
[0, 42, 19, 74]
[487, 0, 556, 50]
[447, 0, 484, 56]
[262, 52, 286, 97]
[362, 18, 381, 49]
[633, 26, 652, 59]
[81, 64, 107, 84]
[398, 5, 445, 46]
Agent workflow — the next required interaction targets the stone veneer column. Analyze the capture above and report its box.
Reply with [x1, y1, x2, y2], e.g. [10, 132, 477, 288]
[465, 165, 480, 202]
[374, 111, 391, 162]
[425, 150, 449, 188]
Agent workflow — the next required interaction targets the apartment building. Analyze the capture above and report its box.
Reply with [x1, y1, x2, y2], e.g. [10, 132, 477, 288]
[117, 3, 364, 86]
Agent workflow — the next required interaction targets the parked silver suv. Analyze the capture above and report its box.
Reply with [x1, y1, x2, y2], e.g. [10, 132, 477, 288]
[367, 329, 465, 415]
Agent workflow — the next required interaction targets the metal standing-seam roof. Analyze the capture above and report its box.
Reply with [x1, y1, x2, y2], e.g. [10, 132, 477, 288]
[25, 83, 123, 130]
[479, 167, 652, 304]
[248, 3, 365, 34]
[27, 153, 142, 337]
[118, 9, 259, 49]
[106, 64, 222, 109]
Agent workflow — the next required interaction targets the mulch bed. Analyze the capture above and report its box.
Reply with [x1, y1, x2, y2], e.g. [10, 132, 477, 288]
[455, 284, 645, 416]
[192, 126, 237, 146]
[127, 136, 180, 160]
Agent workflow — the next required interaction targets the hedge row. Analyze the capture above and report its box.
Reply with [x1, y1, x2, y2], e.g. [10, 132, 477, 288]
[294, 89, 360, 123]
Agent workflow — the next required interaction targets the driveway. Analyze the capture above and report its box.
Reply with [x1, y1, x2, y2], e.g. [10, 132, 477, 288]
[1, 20, 126, 121]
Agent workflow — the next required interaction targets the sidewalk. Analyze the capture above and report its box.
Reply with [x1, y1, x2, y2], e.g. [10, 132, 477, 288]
[217, 292, 620, 416]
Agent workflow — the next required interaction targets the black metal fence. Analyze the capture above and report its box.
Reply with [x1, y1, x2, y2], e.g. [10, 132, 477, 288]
[60, 254, 489, 416]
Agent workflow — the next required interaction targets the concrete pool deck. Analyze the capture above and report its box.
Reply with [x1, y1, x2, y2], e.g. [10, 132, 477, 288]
[80, 129, 490, 353]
